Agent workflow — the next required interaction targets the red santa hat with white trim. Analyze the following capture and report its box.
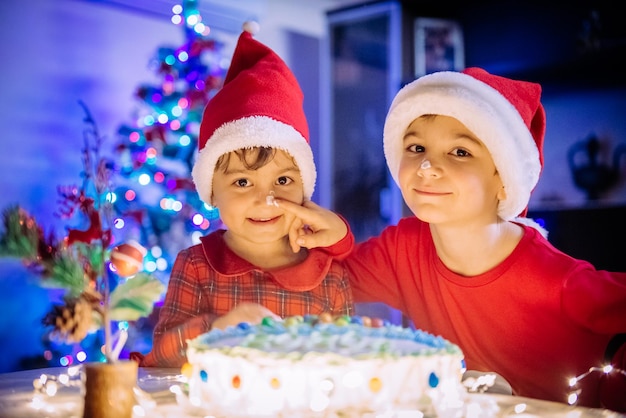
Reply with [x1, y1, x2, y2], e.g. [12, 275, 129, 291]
[383, 67, 546, 225]
[192, 22, 315, 206]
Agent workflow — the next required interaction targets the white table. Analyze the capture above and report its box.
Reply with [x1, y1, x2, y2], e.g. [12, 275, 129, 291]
[0, 367, 623, 417]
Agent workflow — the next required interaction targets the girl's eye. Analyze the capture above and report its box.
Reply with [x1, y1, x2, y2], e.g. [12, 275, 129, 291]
[452, 148, 472, 157]
[406, 144, 425, 153]
[235, 178, 250, 187]
[276, 176, 293, 186]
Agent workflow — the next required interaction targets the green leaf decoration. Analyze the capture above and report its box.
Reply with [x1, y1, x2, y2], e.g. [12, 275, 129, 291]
[0, 205, 41, 259]
[42, 251, 89, 297]
[108, 273, 164, 321]
[73, 242, 105, 278]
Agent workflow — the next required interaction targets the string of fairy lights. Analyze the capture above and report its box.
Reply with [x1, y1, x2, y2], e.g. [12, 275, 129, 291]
[567, 364, 626, 406]
[30, 351, 625, 414]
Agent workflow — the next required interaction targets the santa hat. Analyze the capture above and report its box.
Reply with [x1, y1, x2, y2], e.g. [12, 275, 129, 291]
[383, 67, 546, 222]
[192, 22, 315, 206]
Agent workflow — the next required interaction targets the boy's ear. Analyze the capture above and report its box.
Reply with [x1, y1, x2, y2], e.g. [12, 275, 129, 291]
[497, 185, 507, 201]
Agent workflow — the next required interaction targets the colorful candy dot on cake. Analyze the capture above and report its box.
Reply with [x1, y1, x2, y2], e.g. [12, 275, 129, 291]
[428, 371, 440, 388]
[350, 316, 363, 325]
[284, 316, 302, 327]
[370, 317, 384, 328]
[369, 377, 383, 393]
[318, 312, 333, 323]
[199, 369, 209, 382]
[270, 377, 281, 389]
[237, 322, 251, 331]
[261, 316, 276, 327]
[333, 315, 350, 326]
[283, 317, 296, 327]
[181, 362, 193, 378]
[303, 314, 319, 325]
[232, 375, 241, 389]
[361, 316, 372, 327]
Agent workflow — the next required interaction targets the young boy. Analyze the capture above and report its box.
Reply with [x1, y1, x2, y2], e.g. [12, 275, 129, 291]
[282, 67, 626, 411]
[133, 25, 354, 368]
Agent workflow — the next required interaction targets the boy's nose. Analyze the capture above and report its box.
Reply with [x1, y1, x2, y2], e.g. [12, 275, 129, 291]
[417, 158, 439, 178]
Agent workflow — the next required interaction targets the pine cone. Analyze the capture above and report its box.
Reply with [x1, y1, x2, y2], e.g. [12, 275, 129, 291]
[43, 297, 94, 343]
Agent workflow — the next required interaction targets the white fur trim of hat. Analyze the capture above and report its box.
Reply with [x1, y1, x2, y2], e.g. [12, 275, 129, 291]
[192, 115, 316, 206]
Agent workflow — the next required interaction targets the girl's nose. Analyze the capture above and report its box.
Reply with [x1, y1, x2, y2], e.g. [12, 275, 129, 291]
[265, 190, 278, 206]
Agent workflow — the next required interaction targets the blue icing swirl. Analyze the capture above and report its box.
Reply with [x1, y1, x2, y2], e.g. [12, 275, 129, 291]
[189, 315, 463, 357]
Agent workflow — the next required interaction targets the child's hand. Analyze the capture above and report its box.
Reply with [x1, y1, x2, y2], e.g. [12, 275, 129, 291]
[211, 302, 281, 331]
[275, 199, 348, 253]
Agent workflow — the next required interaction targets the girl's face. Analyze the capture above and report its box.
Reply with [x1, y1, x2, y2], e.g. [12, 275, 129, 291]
[398, 115, 505, 226]
[211, 148, 304, 245]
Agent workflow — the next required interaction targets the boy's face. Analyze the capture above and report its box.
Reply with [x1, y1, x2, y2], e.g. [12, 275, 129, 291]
[212, 149, 304, 245]
[398, 115, 505, 225]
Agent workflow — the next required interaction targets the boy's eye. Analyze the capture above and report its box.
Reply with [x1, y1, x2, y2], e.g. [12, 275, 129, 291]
[452, 148, 472, 157]
[406, 144, 425, 153]
[276, 176, 292, 186]
[234, 178, 250, 187]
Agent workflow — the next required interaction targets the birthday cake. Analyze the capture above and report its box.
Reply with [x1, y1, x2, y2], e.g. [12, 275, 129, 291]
[179, 314, 466, 417]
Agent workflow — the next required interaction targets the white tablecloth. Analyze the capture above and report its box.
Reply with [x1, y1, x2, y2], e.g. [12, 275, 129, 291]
[0, 367, 623, 418]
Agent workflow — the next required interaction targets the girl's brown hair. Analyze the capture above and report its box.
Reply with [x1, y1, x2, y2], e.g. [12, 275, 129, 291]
[215, 147, 277, 172]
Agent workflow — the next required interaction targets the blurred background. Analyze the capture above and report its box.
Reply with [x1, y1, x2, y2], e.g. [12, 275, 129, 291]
[0, 0, 624, 373]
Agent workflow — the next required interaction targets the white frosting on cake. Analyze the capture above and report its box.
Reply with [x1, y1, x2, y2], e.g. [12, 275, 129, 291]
[179, 316, 466, 417]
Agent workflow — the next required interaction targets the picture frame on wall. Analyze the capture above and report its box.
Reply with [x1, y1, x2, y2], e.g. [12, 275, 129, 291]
[414, 17, 464, 76]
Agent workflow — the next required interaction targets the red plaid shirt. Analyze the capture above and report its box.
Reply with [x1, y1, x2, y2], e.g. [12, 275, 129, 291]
[135, 229, 355, 367]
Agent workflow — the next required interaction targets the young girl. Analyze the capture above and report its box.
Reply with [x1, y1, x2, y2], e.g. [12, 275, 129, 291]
[282, 67, 626, 411]
[133, 25, 353, 368]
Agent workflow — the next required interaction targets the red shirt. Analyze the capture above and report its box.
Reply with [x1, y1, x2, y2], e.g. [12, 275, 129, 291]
[137, 229, 355, 367]
[346, 217, 626, 410]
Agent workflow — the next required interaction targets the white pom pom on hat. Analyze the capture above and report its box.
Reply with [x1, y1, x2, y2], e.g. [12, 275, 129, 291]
[242, 20, 260, 35]
[383, 67, 546, 222]
[192, 21, 315, 206]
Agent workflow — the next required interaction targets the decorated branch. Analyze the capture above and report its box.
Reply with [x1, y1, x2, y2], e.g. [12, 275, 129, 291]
[0, 102, 164, 362]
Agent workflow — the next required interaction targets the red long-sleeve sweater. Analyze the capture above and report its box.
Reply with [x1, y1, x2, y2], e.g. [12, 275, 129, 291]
[346, 217, 626, 411]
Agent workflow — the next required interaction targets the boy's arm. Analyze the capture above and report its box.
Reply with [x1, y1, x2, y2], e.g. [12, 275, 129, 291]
[562, 267, 626, 334]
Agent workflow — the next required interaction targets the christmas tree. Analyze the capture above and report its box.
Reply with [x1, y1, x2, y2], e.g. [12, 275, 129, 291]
[111, 0, 225, 285]
[107, 0, 228, 356]
[0, 1, 228, 368]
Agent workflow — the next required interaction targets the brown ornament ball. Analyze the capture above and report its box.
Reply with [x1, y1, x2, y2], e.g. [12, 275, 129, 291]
[110, 240, 147, 277]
